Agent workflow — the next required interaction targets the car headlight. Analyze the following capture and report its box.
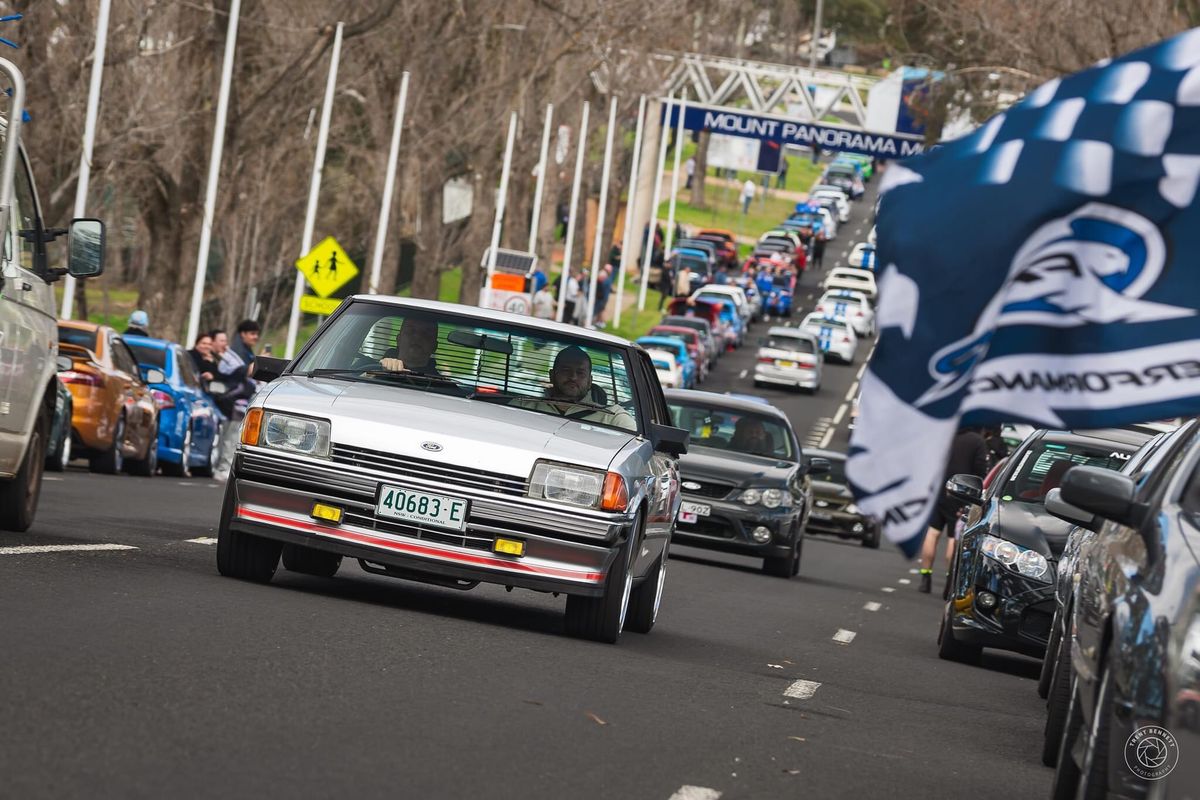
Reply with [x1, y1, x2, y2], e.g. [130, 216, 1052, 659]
[740, 488, 791, 508]
[529, 461, 627, 512]
[257, 411, 331, 458]
[845, 503, 860, 515]
[980, 534, 1050, 581]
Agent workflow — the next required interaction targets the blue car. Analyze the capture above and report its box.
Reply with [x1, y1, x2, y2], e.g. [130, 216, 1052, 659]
[125, 336, 224, 477]
[766, 272, 795, 317]
[636, 336, 697, 389]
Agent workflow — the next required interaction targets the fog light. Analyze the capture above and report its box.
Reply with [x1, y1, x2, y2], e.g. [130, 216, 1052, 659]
[311, 503, 343, 524]
[977, 591, 998, 610]
[851, 522, 865, 534]
[751, 526, 772, 543]
[493, 537, 526, 557]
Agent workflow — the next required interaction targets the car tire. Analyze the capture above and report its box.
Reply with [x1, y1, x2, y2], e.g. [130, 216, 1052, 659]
[0, 413, 47, 532]
[162, 428, 192, 478]
[45, 427, 70, 472]
[1042, 619, 1074, 766]
[281, 543, 342, 578]
[937, 600, 981, 664]
[860, 524, 881, 548]
[1039, 617, 1062, 699]
[564, 521, 636, 644]
[90, 415, 126, 475]
[127, 421, 159, 477]
[192, 424, 221, 479]
[762, 542, 798, 578]
[215, 482, 281, 583]
[625, 544, 667, 634]
[1077, 657, 1114, 800]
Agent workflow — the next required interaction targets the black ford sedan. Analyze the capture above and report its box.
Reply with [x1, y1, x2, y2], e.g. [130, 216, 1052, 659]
[938, 427, 1153, 664]
[805, 448, 881, 548]
[665, 390, 827, 577]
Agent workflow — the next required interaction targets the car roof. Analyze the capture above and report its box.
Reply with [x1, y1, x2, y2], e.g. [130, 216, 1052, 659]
[650, 324, 698, 335]
[637, 336, 686, 348]
[829, 268, 875, 278]
[803, 313, 848, 326]
[1034, 428, 1157, 451]
[664, 388, 791, 420]
[766, 326, 815, 338]
[122, 335, 171, 350]
[342, 295, 630, 347]
[698, 228, 735, 239]
[820, 290, 868, 301]
[58, 319, 106, 333]
[662, 315, 712, 330]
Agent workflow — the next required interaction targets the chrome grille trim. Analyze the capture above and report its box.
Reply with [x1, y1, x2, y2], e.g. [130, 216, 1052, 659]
[240, 451, 376, 499]
[331, 443, 528, 497]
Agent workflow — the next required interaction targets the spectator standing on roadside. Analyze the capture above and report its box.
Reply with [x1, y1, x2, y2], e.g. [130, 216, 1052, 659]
[211, 329, 257, 480]
[657, 260, 675, 310]
[685, 156, 695, 189]
[918, 427, 990, 594]
[533, 282, 555, 319]
[674, 261, 692, 299]
[189, 333, 220, 388]
[125, 310, 151, 338]
[776, 158, 789, 189]
[811, 231, 827, 270]
[232, 319, 260, 372]
[740, 179, 756, 215]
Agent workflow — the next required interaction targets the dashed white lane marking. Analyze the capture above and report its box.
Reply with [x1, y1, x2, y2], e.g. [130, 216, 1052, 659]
[832, 403, 848, 425]
[44, 476, 64, 482]
[833, 629, 857, 645]
[909, 568, 919, 574]
[898, 578, 912, 585]
[186, 537, 218, 545]
[844, 380, 860, 402]
[783, 679, 822, 700]
[669, 787, 722, 800]
[739, 369, 748, 379]
[856, 363, 867, 379]
[864, 601, 882, 612]
[881, 587, 896, 593]
[0, 544, 136, 555]
[819, 425, 835, 449]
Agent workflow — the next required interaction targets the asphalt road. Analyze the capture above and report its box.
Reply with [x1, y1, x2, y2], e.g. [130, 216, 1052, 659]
[0, 187, 1056, 799]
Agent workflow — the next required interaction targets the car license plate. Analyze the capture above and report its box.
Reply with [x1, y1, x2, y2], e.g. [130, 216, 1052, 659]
[377, 485, 468, 531]
[778, 360, 796, 368]
[679, 501, 711, 524]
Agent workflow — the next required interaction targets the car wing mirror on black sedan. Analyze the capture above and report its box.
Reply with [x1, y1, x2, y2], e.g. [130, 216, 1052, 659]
[1044, 488, 1098, 530]
[805, 456, 831, 477]
[946, 474, 984, 506]
[254, 355, 290, 383]
[1060, 466, 1142, 528]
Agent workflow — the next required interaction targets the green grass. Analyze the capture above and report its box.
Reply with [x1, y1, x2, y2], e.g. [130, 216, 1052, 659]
[54, 283, 140, 328]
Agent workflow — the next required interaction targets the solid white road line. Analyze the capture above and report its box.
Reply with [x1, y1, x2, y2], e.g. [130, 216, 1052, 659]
[833, 629, 857, 645]
[186, 537, 218, 545]
[844, 381, 859, 402]
[669, 787, 722, 800]
[0, 544, 136, 555]
[832, 403, 848, 425]
[864, 601, 882, 612]
[881, 587, 896, 593]
[739, 369, 748, 379]
[783, 679, 822, 700]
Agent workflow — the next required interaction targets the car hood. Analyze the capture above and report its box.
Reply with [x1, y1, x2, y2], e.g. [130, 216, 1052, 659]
[259, 377, 636, 474]
[677, 445, 794, 486]
[993, 501, 1075, 558]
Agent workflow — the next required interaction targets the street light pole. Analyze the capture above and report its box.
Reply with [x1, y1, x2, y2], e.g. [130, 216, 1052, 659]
[809, 0, 825, 70]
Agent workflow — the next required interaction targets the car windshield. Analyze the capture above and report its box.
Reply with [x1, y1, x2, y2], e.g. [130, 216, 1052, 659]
[291, 302, 641, 433]
[127, 343, 167, 369]
[652, 357, 674, 371]
[819, 457, 848, 484]
[763, 334, 814, 353]
[803, 315, 847, 330]
[669, 402, 795, 461]
[832, 272, 869, 283]
[58, 326, 98, 352]
[1002, 440, 1133, 504]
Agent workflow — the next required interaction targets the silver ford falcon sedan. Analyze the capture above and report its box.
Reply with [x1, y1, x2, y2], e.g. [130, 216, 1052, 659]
[216, 296, 689, 643]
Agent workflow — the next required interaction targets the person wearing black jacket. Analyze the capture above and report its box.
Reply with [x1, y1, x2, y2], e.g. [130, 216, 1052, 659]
[918, 427, 989, 593]
[189, 333, 220, 389]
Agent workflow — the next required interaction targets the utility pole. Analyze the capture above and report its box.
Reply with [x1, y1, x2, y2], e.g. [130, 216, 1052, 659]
[810, 0, 825, 70]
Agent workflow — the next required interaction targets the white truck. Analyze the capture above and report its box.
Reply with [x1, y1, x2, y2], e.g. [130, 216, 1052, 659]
[0, 60, 106, 531]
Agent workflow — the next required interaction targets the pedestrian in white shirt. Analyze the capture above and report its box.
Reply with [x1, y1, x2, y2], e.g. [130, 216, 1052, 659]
[740, 178, 756, 215]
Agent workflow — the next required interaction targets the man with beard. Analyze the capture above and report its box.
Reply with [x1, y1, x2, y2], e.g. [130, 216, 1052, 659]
[513, 345, 635, 430]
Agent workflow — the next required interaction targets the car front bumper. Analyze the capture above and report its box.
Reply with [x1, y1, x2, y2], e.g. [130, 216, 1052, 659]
[671, 494, 799, 559]
[755, 363, 819, 389]
[227, 448, 633, 597]
[950, 550, 1057, 658]
[807, 508, 874, 541]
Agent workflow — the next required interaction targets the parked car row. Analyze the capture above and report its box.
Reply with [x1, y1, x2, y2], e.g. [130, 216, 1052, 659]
[936, 421, 1199, 797]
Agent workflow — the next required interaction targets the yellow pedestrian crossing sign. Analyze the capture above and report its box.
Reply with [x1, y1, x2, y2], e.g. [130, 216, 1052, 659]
[296, 236, 359, 298]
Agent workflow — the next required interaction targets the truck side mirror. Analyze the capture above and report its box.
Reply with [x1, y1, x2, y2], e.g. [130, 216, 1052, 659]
[67, 219, 105, 278]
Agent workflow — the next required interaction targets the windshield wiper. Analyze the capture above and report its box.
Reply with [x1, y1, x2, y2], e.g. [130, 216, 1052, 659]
[302, 367, 461, 388]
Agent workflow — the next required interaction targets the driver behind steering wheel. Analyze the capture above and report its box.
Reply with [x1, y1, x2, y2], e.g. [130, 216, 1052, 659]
[513, 345, 635, 429]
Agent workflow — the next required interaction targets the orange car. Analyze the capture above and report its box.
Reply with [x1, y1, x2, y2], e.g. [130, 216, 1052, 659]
[57, 321, 160, 475]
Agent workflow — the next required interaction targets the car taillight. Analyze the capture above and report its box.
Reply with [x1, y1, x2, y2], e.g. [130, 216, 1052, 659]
[855, 312, 864, 317]
[151, 389, 175, 409]
[757, 357, 774, 364]
[59, 369, 101, 387]
[841, 336, 852, 344]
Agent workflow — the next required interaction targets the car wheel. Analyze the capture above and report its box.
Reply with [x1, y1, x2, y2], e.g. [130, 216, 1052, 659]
[162, 428, 191, 478]
[0, 413, 47, 532]
[860, 524, 881, 548]
[564, 519, 636, 644]
[936, 599, 981, 664]
[1042, 619, 1074, 766]
[193, 424, 221, 479]
[127, 421, 159, 477]
[791, 532, 804, 575]
[215, 481, 282, 583]
[625, 543, 667, 634]
[90, 414, 125, 475]
[1077, 656, 1115, 800]
[762, 542, 797, 578]
[1039, 616, 1062, 699]
[281, 543, 343, 578]
[45, 426, 70, 472]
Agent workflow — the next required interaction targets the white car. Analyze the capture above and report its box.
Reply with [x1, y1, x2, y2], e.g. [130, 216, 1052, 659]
[816, 207, 838, 239]
[692, 285, 751, 325]
[814, 290, 876, 337]
[652, 351, 684, 389]
[810, 184, 849, 203]
[754, 327, 822, 392]
[822, 267, 877, 302]
[848, 242, 877, 270]
[811, 189, 850, 223]
[799, 313, 859, 364]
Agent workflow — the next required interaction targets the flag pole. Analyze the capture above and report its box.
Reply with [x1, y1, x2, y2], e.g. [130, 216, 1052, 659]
[527, 103, 553, 255]
[662, 88, 688, 270]
[585, 96, 618, 328]
[637, 93, 673, 311]
[185, 0, 242, 345]
[613, 94, 646, 329]
[483, 110, 518, 309]
[61, 0, 112, 320]
[285, 21, 343, 359]
[368, 71, 410, 295]
[556, 101, 590, 323]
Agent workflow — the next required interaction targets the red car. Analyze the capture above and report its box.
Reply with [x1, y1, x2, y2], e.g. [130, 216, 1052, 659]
[649, 325, 709, 382]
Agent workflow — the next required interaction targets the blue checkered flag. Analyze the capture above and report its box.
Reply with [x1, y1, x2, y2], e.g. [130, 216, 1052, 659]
[848, 29, 1200, 555]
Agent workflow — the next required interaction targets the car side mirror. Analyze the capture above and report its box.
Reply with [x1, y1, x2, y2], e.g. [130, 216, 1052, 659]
[650, 423, 689, 457]
[67, 218, 105, 278]
[805, 456, 831, 477]
[253, 355, 289, 383]
[1060, 466, 1141, 528]
[55, 355, 72, 372]
[946, 473, 984, 506]
[1044, 488, 1097, 530]
[142, 367, 166, 385]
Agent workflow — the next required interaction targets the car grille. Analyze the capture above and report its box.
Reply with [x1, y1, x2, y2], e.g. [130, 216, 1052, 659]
[675, 516, 736, 538]
[681, 479, 736, 499]
[331, 443, 529, 498]
[341, 508, 494, 552]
